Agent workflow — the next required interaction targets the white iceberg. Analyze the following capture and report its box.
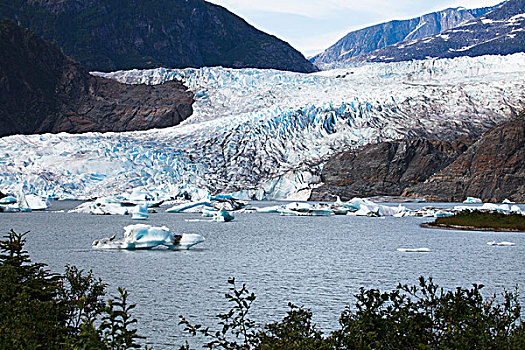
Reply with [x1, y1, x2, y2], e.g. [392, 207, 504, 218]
[397, 247, 431, 252]
[131, 203, 149, 220]
[502, 199, 515, 204]
[211, 207, 235, 222]
[0, 196, 17, 204]
[92, 224, 204, 250]
[486, 241, 516, 246]
[254, 205, 281, 213]
[344, 198, 406, 217]
[463, 197, 483, 204]
[69, 197, 129, 215]
[16, 190, 32, 212]
[201, 208, 218, 217]
[25, 194, 50, 211]
[165, 201, 212, 213]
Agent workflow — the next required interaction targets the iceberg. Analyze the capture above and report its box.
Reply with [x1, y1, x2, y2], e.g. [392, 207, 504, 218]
[211, 207, 235, 222]
[0, 196, 17, 204]
[25, 194, 50, 211]
[486, 241, 515, 246]
[165, 201, 212, 213]
[69, 197, 129, 215]
[16, 190, 31, 212]
[201, 208, 218, 217]
[397, 248, 431, 252]
[502, 198, 515, 204]
[344, 198, 406, 217]
[463, 197, 483, 204]
[92, 224, 205, 250]
[131, 203, 149, 220]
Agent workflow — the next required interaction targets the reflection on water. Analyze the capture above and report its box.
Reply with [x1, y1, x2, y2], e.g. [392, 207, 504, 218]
[3, 201, 524, 348]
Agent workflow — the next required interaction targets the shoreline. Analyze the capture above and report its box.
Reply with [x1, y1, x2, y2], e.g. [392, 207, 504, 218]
[420, 222, 525, 232]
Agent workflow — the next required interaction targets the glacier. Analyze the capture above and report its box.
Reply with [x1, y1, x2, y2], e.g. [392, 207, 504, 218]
[1, 54, 524, 200]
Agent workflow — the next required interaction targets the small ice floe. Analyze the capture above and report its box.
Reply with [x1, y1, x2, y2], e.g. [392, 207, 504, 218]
[92, 224, 205, 250]
[463, 197, 483, 204]
[486, 241, 516, 246]
[502, 199, 515, 204]
[343, 198, 407, 217]
[397, 247, 431, 253]
[165, 201, 212, 213]
[131, 203, 149, 220]
[212, 207, 235, 222]
[25, 194, 50, 211]
[0, 196, 17, 204]
[277, 202, 333, 216]
[331, 196, 350, 215]
[201, 208, 218, 217]
[254, 205, 281, 213]
[70, 197, 129, 215]
[434, 210, 454, 218]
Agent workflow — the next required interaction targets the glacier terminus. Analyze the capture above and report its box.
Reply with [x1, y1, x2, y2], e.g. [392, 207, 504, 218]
[1, 54, 524, 201]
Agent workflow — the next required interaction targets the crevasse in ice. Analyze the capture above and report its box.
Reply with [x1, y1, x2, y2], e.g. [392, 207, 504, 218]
[1, 54, 524, 200]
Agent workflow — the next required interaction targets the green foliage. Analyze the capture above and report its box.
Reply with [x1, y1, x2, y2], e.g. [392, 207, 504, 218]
[256, 303, 330, 350]
[434, 210, 525, 231]
[332, 276, 524, 349]
[0, 229, 144, 349]
[180, 276, 525, 349]
[0, 229, 67, 349]
[179, 277, 258, 349]
[100, 287, 144, 349]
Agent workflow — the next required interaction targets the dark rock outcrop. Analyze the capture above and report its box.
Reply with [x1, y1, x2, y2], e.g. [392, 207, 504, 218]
[352, 0, 525, 63]
[0, 0, 316, 73]
[310, 138, 473, 201]
[311, 5, 493, 66]
[405, 116, 525, 202]
[0, 20, 194, 137]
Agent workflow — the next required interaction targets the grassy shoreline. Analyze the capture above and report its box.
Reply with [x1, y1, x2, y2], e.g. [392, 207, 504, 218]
[422, 210, 525, 232]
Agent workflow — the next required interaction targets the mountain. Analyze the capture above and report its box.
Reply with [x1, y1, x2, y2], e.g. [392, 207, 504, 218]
[1, 54, 523, 200]
[309, 138, 474, 201]
[0, 19, 194, 137]
[352, 0, 525, 63]
[312, 5, 494, 67]
[404, 115, 525, 202]
[0, 0, 316, 73]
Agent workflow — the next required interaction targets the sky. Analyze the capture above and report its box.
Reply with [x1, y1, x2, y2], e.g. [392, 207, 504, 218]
[207, 0, 504, 57]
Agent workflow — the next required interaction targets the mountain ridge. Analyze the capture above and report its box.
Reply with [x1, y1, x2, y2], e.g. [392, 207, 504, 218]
[0, 0, 317, 73]
[351, 0, 525, 63]
[311, 4, 496, 67]
[0, 19, 194, 137]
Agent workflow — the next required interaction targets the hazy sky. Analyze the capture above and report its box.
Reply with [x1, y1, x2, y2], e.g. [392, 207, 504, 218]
[207, 0, 504, 57]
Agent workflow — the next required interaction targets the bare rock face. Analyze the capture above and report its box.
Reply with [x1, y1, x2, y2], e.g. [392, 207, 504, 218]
[0, 19, 194, 137]
[310, 138, 473, 201]
[405, 116, 525, 202]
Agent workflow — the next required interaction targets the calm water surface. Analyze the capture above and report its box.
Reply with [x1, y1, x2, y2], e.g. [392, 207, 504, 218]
[2, 201, 524, 348]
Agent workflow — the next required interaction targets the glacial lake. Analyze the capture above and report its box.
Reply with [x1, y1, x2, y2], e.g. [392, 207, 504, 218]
[2, 201, 524, 348]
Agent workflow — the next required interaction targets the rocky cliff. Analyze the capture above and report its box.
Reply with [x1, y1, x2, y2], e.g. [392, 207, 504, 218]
[310, 138, 473, 201]
[352, 0, 525, 63]
[0, 0, 316, 73]
[405, 116, 525, 202]
[0, 20, 194, 137]
[311, 116, 524, 202]
[312, 6, 493, 67]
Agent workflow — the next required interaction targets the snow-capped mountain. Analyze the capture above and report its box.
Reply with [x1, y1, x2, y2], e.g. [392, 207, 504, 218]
[353, 0, 525, 63]
[312, 5, 494, 67]
[1, 54, 524, 200]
